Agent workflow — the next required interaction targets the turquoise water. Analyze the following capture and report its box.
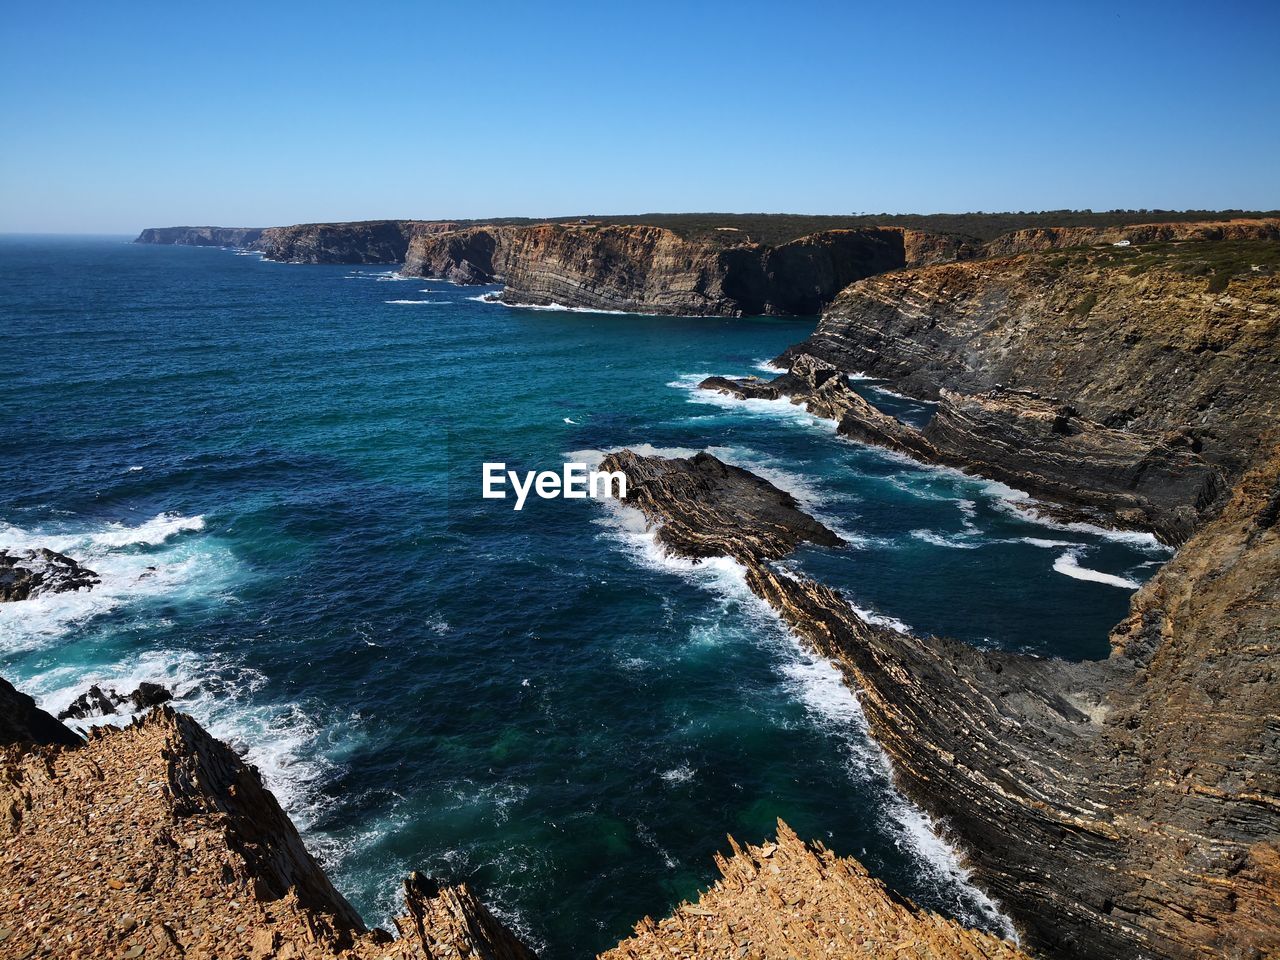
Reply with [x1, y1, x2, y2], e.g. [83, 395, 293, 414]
[0, 237, 1167, 955]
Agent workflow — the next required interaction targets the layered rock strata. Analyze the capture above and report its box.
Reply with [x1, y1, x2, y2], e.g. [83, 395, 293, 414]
[601, 447, 1280, 960]
[702, 356, 1223, 542]
[0, 707, 535, 960]
[0, 547, 99, 602]
[601, 822, 1029, 960]
[779, 244, 1280, 484]
[402, 223, 977, 315]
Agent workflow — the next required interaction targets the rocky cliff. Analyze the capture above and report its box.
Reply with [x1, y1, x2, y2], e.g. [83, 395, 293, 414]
[601, 446, 1280, 960]
[134, 226, 266, 247]
[403, 223, 978, 315]
[780, 239, 1280, 485]
[0, 706, 536, 960]
[601, 822, 1028, 960]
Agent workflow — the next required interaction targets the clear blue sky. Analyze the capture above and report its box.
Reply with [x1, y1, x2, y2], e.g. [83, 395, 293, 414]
[2, 1, 1277, 233]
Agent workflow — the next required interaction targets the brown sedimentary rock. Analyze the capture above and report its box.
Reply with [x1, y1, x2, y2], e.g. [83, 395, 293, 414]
[403, 223, 977, 316]
[602, 447, 1280, 959]
[781, 240, 1280, 484]
[702, 356, 1222, 542]
[601, 822, 1029, 960]
[0, 707, 535, 960]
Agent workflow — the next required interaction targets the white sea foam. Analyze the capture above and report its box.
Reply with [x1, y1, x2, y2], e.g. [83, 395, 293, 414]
[1052, 549, 1141, 589]
[910, 529, 981, 550]
[384, 299, 452, 305]
[669, 373, 838, 433]
[1020, 537, 1078, 549]
[478, 295, 643, 316]
[0, 513, 219, 653]
[563, 417, 578, 424]
[660, 763, 696, 784]
[752, 358, 788, 375]
[21, 645, 354, 828]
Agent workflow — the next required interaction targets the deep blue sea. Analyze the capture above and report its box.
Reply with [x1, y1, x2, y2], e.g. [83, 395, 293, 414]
[0, 236, 1169, 955]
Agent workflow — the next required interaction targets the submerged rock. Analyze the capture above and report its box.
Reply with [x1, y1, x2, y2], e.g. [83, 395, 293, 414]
[0, 547, 99, 602]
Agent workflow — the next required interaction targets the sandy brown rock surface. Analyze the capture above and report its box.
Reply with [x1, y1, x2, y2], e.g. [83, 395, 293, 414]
[601, 823, 1028, 960]
[0, 708, 533, 960]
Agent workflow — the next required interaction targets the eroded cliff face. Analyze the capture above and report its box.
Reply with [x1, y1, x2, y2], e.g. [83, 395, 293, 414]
[783, 243, 1280, 483]
[402, 223, 977, 315]
[602, 446, 1280, 959]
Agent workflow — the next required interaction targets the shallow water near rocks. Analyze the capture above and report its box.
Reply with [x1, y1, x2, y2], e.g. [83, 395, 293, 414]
[0, 237, 1166, 955]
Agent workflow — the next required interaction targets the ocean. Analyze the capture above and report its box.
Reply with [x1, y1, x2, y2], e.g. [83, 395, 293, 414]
[0, 236, 1168, 955]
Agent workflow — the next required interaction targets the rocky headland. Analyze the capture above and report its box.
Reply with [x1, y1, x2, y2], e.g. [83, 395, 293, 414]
[134, 227, 266, 248]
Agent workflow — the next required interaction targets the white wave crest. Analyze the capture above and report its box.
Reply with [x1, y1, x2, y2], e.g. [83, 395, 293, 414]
[0, 513, 218, 653]
[669, 373, 839, 433]
[1052, 549, 1141, 589]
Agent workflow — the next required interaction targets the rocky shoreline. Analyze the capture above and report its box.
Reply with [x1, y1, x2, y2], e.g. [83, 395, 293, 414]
[600, 445, 1280, 959]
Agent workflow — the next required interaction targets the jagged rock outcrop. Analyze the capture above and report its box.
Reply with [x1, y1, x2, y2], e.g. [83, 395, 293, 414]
[983, 217, 1280, 256]
[134, 226, 266, 247]
[601, 822, 1029, 960]
[704, 357, 1223, 542]
[0, 677, 81, 748]
[58, 681, 173, 720]
[0, 705, 536, 960]
[403, 223, 978, 315]
[601, 447, 1280, 959]
[781, 239, 1280, 484]
[0, 547, 99, 602]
